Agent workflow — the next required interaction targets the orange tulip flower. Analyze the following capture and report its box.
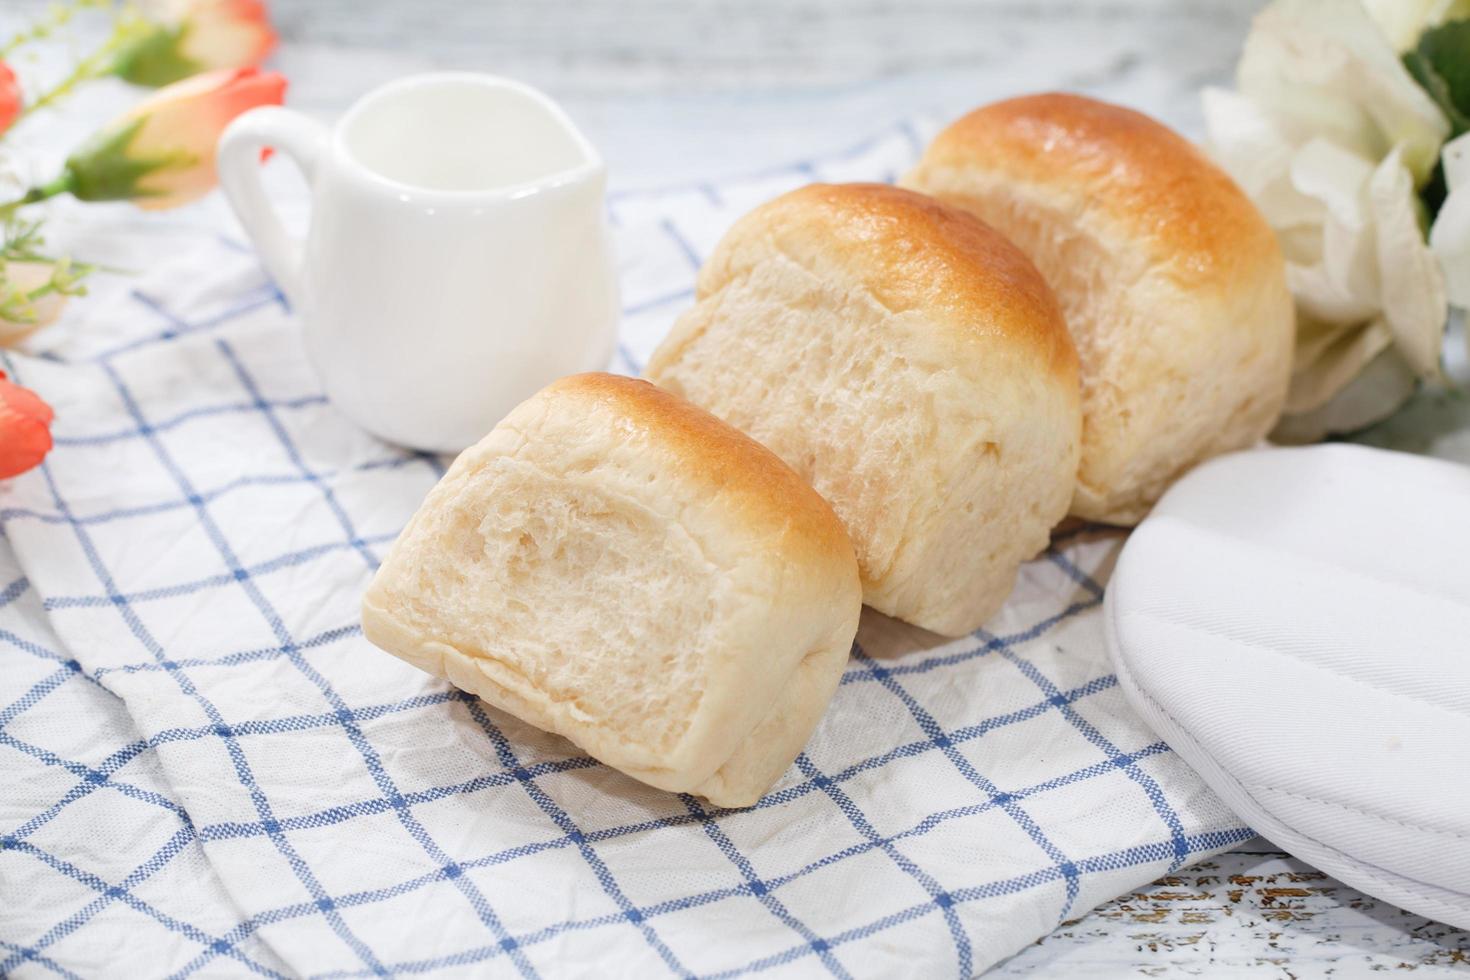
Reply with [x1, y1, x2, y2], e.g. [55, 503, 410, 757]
[0, 371, 53, 479]
[0, 62, 20, 136]
[18, 67, 289, 212]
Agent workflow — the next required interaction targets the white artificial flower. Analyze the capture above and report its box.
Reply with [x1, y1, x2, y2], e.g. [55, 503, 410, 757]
[1236, 0, 1448, 181]
[1272, 339, 1417, 443]
[1431, 133, 1470, 313]
[1361, 0, 1470, 51]
[1203, 0, 1453, 441]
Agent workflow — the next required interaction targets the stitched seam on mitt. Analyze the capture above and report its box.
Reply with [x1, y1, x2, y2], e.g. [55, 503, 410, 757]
[1104, 590, 1470, 907]
[1147, 512, 1470, 616]
[1248, 784, 1470, 842]
[1116, 605, 1470, 722]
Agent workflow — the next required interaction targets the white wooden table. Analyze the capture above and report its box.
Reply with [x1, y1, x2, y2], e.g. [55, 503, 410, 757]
[5, 0, 1468, 974]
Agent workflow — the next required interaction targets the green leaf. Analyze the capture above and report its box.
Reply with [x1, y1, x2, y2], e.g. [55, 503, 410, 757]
[110, 24, 203, 87]
[62, 117, 153, 202]
[61, 117, 194, 204]
[1405, 49, 1470, 138]
[1405, 18, 1470, 221]
[1408, 19, 1470, 137]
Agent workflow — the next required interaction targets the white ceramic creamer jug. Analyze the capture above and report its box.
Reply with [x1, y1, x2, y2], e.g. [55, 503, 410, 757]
[217, 72, 619, 452]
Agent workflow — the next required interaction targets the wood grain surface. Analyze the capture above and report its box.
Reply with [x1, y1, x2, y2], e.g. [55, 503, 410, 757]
[1001, 847, 1469, 976]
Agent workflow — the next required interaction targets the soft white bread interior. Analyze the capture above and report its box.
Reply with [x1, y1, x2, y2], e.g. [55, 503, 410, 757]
[645, 183, 1080, 637]
[902, 93, 1294, 525]
[362, 373, 862, 807]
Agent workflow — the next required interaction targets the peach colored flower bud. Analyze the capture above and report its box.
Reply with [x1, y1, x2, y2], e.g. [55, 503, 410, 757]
[64, 67, 287, 211]
[0, 261, 70, 348]
[115, 0, 278, 87]
[0, 370, 53, 479]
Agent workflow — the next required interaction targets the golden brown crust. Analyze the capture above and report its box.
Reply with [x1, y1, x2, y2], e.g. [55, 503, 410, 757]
[711, 183, 1078, 384]
[545, 373, 855, 567]
[917, 93, 1281, 291]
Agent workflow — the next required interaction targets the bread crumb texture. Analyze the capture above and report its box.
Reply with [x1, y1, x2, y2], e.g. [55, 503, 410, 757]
[362, 374, 861, 807]
[903, 94, 1294, 524]
[647, 183, 1081, 635]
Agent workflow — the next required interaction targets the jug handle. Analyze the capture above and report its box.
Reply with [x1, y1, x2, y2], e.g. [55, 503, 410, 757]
[217, 106, 327, 311]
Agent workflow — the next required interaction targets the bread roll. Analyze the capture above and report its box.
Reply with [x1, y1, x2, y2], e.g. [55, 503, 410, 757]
[362, 373, 861, 807]
[645, 183, 1080, 637]
[902, 93, 1294, 525]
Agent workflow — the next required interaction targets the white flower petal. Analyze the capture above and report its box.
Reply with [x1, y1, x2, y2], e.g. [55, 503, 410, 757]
[1292, 312, 1359, 373]
[1243, 68, 1383, 163]
[1277, 224, 1326, 265]
[1207, 0, 1457, 439]
[1285, 139, 1382, 322]
[1361, 0, 1466, 51]
[1290, 138, 1375, 225]
[1239, 0, 1449, 182]
[1203, 87, 1281, 198]
[1204, 87, 1325, 241]
[1443, 131, 1470, 190]
[1286, 211, 1381, 323]
[1289, 257, 1382, 324]
[1430, 194, 1470, 311]
[1370, 145, 1449, 376]
[1285, 316, 1394, 414]
[1431, 134, 1470, 310]
[1273, 343, 1418, 443]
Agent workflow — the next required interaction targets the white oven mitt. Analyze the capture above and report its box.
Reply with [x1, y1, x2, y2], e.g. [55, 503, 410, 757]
[1105, 444, 1470, 930]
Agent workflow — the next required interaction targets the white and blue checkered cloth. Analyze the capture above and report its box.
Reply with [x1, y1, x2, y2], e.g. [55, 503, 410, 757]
[0, 119, 1249, 978]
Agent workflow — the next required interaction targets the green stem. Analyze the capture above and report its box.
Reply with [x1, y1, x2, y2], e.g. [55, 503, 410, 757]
[19, 51, 117, 123]
[21, 262, 91, 301]
[0, 174, 76, 220]
[17, 278, 65, 306]
[0, 0, 92, 61]
[12, 11, 151, 125]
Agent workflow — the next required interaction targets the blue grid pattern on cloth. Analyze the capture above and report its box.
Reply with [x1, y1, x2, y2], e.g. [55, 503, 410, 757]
[0, 118, 1248, 979]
